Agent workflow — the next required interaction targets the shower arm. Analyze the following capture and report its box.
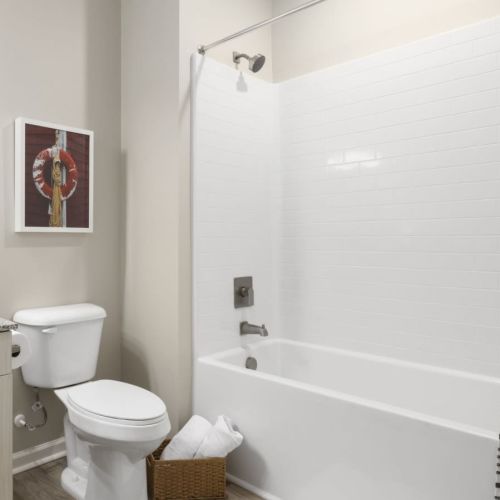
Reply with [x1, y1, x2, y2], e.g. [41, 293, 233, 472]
[197, 0, 327, 55]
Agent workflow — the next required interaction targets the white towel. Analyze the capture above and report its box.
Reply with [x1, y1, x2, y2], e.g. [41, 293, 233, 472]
[194, 415, 243, 458]
[161, 415, 212, 460]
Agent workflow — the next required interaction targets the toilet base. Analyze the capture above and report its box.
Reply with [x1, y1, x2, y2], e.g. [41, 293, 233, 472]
[61, 457, 148, 500]
[85, 450, 148, 500]
[61, 466, 87, 500]
[61, 414, 150, 500]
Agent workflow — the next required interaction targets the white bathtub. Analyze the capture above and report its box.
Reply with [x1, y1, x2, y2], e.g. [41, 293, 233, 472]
[194, 339, 499, 500]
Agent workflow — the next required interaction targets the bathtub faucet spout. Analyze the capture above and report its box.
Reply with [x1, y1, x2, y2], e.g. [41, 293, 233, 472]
[240, 321, 269, 337]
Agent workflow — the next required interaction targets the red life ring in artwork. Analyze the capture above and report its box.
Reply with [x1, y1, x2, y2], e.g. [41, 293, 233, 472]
[32, 148, 78, 200]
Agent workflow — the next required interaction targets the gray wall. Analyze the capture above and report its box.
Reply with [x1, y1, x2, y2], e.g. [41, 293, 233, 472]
[0, 0, 122, 453]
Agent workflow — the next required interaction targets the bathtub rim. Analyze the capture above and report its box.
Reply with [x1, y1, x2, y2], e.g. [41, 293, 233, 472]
[198, 338, 500, 440]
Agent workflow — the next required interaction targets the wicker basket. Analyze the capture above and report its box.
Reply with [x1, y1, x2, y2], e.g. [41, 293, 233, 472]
[147, 439, 226, 500]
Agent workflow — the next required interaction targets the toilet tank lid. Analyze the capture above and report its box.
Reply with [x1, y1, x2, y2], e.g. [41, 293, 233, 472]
[13, 303, 106, 326]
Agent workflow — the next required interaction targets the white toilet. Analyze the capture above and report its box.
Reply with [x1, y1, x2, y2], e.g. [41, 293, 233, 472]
[14, 303, 170, 500]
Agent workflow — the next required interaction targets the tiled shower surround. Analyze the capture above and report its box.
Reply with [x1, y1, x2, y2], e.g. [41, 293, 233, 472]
[193, 17, 500, 377]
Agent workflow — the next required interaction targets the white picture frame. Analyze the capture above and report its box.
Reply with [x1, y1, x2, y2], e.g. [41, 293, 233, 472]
[15, 117, 94, 233]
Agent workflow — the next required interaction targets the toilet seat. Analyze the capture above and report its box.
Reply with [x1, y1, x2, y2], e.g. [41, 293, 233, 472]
[66, 379, 166, 425]
[55, 380, 170, 443]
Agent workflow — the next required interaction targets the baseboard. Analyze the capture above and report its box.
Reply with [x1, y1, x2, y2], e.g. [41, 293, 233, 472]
[227, 473, 281, 500]
[13, 437, 66, 475]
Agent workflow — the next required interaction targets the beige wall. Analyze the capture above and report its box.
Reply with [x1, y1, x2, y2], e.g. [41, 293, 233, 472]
[121, 0, 185, 432]
[181, 0, 273, 81]
[0, 0, 122, 452]
[272, 0, 500, 81]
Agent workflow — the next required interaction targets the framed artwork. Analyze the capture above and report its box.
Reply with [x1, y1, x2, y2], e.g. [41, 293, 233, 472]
[15, 117, 94, 233]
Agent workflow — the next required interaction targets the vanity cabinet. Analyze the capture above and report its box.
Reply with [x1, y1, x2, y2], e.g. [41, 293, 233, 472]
[0, 332, 12, 500]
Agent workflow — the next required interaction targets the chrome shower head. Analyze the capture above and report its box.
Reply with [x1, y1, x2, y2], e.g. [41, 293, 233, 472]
[248, 53, 266, 72]
[233, 52, 266, 73]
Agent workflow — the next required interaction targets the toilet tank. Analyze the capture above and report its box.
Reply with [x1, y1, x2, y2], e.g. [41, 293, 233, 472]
[14, 303, 106, 389]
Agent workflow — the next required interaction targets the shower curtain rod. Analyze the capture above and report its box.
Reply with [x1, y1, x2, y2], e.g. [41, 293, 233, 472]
[197, 0, 327, 55]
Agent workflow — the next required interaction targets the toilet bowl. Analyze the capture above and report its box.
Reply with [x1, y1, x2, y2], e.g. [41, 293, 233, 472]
[14, 304, 171, 500]
[56, 380, 170, 500]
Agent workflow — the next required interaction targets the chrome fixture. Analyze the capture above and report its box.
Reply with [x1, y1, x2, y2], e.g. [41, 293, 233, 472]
[246, 357, 258, 370]
[198, 0, 327, 55]
[0, 318, 17, 333]
[14, 389, 48, 432]
[234, 276, 254, 308]
[240, 321, 269, 337]
[233, 52, 266, 73]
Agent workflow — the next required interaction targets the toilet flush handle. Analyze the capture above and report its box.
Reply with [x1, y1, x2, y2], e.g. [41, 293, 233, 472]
[42, 327, 57, 334]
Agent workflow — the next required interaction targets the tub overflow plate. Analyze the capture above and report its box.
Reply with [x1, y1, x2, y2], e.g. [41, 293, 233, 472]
[246, 357, 257, 370]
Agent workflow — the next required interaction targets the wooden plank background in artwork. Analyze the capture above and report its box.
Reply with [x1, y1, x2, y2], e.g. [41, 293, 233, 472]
[24, 124, 90, 228]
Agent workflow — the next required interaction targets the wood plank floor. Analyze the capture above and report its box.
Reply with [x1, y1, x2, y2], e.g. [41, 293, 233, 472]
[13, 458, 262, 500]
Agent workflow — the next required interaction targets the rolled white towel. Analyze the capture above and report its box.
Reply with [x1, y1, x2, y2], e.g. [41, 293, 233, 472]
[194, 415, 243, 459]
[161, 415, 212, 460]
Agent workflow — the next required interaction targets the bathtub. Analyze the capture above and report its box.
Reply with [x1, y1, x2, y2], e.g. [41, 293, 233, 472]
[194, 339, 499, 500]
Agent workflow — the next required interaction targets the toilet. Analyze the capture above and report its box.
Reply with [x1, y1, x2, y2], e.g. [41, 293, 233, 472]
[14, 303, 170, 500]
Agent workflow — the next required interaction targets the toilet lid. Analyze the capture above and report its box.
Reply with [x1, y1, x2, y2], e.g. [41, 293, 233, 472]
[67, 380, 166, 422]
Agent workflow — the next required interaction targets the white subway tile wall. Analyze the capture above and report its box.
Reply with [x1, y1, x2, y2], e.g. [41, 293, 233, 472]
[193, 17, 500, 376]
[279, 17, 500, 376]
[192, 55, 278, 358]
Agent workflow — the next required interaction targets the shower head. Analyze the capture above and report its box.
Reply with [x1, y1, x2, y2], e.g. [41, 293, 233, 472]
[249, 54, 266, 72]
[233, 52, 266, 73]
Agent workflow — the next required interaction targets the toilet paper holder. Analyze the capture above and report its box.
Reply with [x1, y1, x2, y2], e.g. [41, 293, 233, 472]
[0, 318, 20, 358]
[0, 318, 18, 333]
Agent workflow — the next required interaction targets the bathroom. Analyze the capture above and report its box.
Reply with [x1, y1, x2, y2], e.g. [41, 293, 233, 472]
[1, 0, 500, 499]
